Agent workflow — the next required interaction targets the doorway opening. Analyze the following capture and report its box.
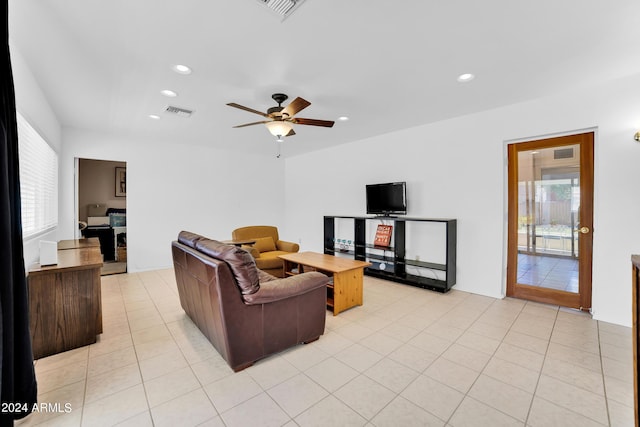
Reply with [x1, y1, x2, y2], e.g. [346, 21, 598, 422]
[77, 158, 127, 275]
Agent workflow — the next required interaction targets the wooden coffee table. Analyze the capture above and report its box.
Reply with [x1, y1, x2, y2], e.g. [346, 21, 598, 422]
[279, 252, 371, 315]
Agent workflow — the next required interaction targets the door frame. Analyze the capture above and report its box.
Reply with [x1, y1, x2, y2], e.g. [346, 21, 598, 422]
[506, 131, 594, 310]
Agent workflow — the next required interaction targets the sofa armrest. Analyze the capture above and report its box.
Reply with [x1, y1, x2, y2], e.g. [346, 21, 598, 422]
[243, 272, 328, 305]
[276, 240, 299, 253]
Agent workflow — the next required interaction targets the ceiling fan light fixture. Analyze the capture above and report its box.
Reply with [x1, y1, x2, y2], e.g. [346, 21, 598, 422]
[265, 120, 293, 138]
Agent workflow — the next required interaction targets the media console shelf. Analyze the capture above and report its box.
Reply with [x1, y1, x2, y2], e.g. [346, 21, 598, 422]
[324, 216, 457, 292]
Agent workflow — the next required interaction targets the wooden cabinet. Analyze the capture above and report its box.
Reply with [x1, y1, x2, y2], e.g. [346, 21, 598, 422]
[27, 245, 103, 359]
[324, 216, 457, 292]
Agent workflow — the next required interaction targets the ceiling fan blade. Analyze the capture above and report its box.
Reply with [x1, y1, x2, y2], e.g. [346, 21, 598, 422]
[226, 103, 270, 118]
[286, 128, 296, 137]
[281, 97, 311, 118]
[292, 117, 335, 128]
[232, 121, 270, 128]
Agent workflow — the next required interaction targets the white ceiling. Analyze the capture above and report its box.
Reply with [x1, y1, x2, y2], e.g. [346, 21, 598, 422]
[9, 0, 640, 157]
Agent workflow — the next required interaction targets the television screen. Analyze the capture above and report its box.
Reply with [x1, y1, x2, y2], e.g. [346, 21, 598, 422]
[366, 182, 407, 215]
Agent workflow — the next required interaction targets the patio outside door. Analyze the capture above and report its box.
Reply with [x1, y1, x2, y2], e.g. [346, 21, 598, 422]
[507, 132, 594, 310]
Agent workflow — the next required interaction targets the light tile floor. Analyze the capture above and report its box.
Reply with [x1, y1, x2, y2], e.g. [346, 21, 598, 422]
[517, 254, 579, 293]
[17, 269, 635, 427]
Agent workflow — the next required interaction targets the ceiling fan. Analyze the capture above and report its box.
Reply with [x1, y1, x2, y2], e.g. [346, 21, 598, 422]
[226, 93, 334, 141]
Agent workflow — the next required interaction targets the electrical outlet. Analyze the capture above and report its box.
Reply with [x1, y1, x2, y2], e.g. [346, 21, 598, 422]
[415, 255, 420, 261]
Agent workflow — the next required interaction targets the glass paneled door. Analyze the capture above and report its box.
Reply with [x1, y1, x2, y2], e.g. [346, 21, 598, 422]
[507, 132, 594, 310]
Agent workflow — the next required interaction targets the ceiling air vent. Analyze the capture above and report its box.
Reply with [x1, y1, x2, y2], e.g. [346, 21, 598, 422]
[554, 147, 574, 160]
[164, 105, 194, 118]
[256, 0, 306, 20]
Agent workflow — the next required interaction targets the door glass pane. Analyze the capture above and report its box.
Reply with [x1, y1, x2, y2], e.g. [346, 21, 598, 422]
[516, 144, 580, 293]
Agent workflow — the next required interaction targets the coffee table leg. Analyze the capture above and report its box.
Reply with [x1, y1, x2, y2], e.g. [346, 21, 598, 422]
[332, 269, 364, 315]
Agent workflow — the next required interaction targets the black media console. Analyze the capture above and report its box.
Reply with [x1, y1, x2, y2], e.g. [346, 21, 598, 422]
[324, 216, 457, 292]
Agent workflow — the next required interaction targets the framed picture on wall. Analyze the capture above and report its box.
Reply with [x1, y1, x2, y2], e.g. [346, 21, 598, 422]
[115, 167, 126, 197]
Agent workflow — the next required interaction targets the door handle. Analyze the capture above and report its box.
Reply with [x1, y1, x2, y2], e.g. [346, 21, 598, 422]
[579, 226, 590, 234]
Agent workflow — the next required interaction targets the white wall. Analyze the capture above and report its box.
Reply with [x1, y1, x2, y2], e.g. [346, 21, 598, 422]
[59, 129, 286, 272]
[11, 44, 62, 266]
[284, 72, 640, 327]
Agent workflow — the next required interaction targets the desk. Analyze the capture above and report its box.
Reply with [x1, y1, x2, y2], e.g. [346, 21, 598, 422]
[57, 237, 100, 250]
[28, 246, 103, 359]
[279, 252, 370, 315]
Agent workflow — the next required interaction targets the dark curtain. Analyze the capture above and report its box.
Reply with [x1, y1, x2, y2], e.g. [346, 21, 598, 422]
[0, 0, 38, 423]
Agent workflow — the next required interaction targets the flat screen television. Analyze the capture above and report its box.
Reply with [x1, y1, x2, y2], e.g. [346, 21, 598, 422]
[366, 182, 407, 216]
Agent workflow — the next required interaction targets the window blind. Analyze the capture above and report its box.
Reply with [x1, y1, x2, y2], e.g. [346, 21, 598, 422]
[17, 112, 58, 239]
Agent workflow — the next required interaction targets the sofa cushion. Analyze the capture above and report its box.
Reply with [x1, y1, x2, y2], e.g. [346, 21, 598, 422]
[195, 239, 260, 295]
[178, 230, 205, 248]
[254, 251, 290, 270]
[253, 236, 277, 254]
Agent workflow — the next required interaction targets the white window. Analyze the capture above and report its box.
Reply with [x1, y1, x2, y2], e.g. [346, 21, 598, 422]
[17, 112, 58, 239]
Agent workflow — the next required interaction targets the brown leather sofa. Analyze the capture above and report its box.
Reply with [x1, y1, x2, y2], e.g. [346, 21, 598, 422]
[171, 231, 328, 372]
[232, 226, 299, 277]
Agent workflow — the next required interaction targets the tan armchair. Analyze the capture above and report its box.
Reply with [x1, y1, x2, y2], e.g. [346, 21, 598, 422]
[232, 226, 299, 277]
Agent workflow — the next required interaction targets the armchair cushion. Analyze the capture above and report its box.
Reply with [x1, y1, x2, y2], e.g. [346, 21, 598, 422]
[253, 236, 277, 254]
[195, 238, 260, 295]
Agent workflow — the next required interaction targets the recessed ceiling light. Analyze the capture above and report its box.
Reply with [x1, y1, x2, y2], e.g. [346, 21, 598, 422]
[457, 73, 475, 82]
[160, 89, 178, 97]
[148, 114, 160, 120]
[338, 116, 349, 121]
[172, 64, 192, 75]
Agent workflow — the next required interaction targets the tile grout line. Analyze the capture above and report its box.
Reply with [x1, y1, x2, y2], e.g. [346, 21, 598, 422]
[442, 296, 529, 425]
[283, 288, 468, 424]
[119, 272, 156, 426]
[597, 320, 613, 427]
[149, 269, 239, 424]
[522, 303, 559, 426]
[526, 306, 612, 426]
[364, 291, 520, 425]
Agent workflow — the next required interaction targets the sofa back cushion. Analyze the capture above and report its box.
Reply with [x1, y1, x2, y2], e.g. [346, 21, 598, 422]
[178, 230, 205, 248]
[195, 239, 260, 295]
